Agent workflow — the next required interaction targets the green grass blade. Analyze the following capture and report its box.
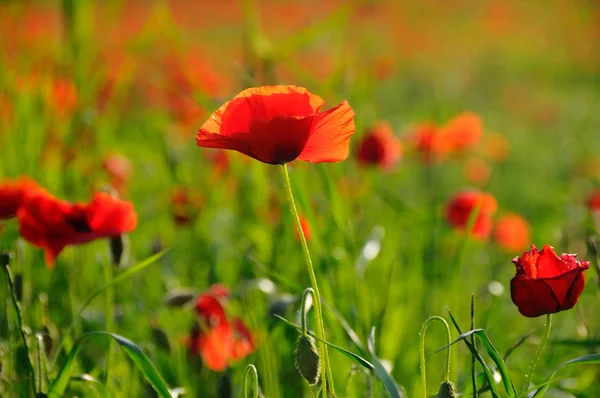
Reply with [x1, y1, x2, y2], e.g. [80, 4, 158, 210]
[531, 354, 600, 397]
[367, 328, 405, 398]
[433, 328, 517, 397]
[48, 331, 172, 398]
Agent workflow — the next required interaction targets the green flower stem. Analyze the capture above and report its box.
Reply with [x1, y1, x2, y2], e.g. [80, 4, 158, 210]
[3, 260, 36, 395]
[280, 164, 334, 397]
[419, 316, 452, 398]
[523, 313, 552, 393]
[244, 364, 259, 398]
[102, 258, 115, 386]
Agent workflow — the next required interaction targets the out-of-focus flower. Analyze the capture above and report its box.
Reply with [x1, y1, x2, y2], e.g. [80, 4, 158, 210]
[49, 77, 78, 118]
[463, 158, 492, 186]
[483, 132, 511, 162]
[196, 86, 355, 164]
[510, 245, 590, 318]
[170, 186, 203, 227]
[102, 153, 133, 194]
[445, 191, 497, 239]
[293, 215, 312, 243]
[442, 112, 483, 153]
[17, 191, 137, 268]
[189, 285, 254, 372]
[586, 190, 600, 212]
[355, 121, 402, 169]
[411, 123, 450, 163]
[0, 177, 45, 220]
[493, 213, 530, 252]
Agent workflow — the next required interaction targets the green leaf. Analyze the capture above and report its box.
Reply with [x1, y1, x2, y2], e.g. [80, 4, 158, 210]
[367, 328, 405, 398]
[446, 310, 501, 398]
[434, 328, 517, 397]
[48, 331, 172, 398]
[530, 354, 600, 397]
[272, 314, 374, 370]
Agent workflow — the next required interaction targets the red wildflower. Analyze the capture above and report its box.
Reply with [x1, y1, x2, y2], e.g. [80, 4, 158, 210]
[493, 213, 530, 252]
[442, 112, 483, 153]
[170, 186, 203, 227]
[0, 177, 45, 220]
[355, 121, 402, 169]
[50, 77, 78, 118]
[17, 191, 137, 268]
[511, 245, 590, 318]
[190, 285, 254, 372]
[196, 86, 355, 164]
[411, 123, 451, 162]
[586, 190, 600, 212]
[294, 215, 312, 243]
[445, 191, 497, 239]
[463, 158, 491, 186]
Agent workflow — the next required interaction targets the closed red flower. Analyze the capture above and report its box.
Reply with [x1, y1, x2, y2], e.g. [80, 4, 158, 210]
[445, 191, 497, 239]
[355, 121, 402, 169]
[511, 245, 590, 318]
[493, 213, 530, 252]
[17, 191, 137, 268]
[0, 177, 45, 220]
[190, 285, 254, 372]
[196, 86, 355, 164]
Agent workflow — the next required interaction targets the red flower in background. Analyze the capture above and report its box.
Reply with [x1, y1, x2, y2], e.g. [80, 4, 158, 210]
[493, 213, 530, 252]
[445, 191, 497, 239]
[511, 245, 590, 318]
[170, 186, 203, 227]
[586, 190, 600, 212]
[189, 285, 254, 372]
[411, 123, 451, 162]
[293, 215, 312, 243]
[355, 121, 402, 169]
[196, 86, 355, 164]
[442, 112, 483, 153]
[102, 153, 133, 194]
[0, 177, 45, 220]
[17, 191, 137, 268]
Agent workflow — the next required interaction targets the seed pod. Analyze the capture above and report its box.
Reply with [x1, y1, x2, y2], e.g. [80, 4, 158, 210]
[295, 335, 321, 386]
[436, 380, 458, 398]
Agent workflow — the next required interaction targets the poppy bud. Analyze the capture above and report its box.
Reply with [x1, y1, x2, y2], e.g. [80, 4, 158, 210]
[295, 335, 321, 386]
[436, 380, 458, 398]
[109, 235, 125, 266]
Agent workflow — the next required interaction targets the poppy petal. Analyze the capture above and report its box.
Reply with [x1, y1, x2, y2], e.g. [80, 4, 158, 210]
[248, 116, 314, 164]
[510, 275, 560, 318]
[298, 101, 355, 162]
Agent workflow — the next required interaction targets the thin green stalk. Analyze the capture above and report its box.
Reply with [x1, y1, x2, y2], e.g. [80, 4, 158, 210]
[2, 259, 36, 395]
[280, 164, 334, 397]
[419, 316, 451, 398]
[102, 258, 115, 386]
[523, 314, 552, 393]
[471, 293, 478, 398]
[244, 364, 259, 398]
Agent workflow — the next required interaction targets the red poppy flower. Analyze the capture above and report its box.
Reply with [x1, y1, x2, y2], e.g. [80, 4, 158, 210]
[17, 191, 137, 268]
[293, 215, 312, 243]
[355, 121, 402, 169]
[196, 86, 355, 164]
[463, 158, 492, 186]
[411, 123, 451, 163]
[445, 191, 497, 239]
[511, 245, 590, 318]
[442, 112, 483, 153]
[493, 213, 530, 252]
[587, 190, 600, 212]
[189, 285, 254, 372]
[0, 177, 45, 220]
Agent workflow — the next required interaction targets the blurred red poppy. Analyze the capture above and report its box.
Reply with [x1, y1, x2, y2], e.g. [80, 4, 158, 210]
[170, 186, 203, 227]
[293, 215, 312, 243]
[411, 123, 451, 163]
[586, 190, 600, 212]
[511, 245, 590, 318]
[463, 158, 491, 186]
[17, 191, 137, 268]
[0, 177, 45, 220]
[445, 191, 497, 239]
[355, 121, 402, 169]
[442, 112, 483, 153]
[493, 213, 530, 252]
[190, 285, 254, 371]
[196, 86, 355, 164]
[102, 153, 133, 194]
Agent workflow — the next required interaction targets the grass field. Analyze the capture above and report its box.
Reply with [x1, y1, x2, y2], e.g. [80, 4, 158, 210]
[1, 1, 599, 397]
